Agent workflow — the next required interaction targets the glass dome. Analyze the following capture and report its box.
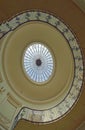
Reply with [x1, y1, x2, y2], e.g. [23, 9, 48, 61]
[23, 42, 54, 83]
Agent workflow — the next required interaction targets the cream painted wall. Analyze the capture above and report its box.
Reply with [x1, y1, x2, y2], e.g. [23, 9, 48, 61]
[0, 0, 85, 130]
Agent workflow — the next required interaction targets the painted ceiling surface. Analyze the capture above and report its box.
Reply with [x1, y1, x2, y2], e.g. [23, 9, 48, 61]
[0, 0, 85, 130]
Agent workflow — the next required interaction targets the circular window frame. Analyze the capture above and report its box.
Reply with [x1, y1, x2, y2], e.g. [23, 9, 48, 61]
[22, 41, 55, 85]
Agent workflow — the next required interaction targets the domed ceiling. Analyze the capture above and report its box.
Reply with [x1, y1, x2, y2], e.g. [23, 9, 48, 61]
[0, 0, 85, 130]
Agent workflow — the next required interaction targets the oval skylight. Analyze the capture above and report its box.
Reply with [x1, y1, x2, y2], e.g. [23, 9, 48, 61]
[23, 42, 54, 83]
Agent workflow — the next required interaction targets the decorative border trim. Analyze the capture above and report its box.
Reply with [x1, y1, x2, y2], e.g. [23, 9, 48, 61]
[0, 10, 84, 127]
[72, 0, 85, 13]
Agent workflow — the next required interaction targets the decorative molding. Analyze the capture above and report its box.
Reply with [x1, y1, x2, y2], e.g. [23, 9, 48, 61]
[0, 86, 5, 94]
[0, 11, 84, 127]
[0, 112, 10, 129]
[7, 93, 21, 108]
[6, 11, 83, 124]
[0, 73, 2, 83]
[0, 125, 7, 130]
[0, 85, 7, 104]
[76, 121, 85, 130]
[0, 94, 21, 130]
[73, 0, 85, 13]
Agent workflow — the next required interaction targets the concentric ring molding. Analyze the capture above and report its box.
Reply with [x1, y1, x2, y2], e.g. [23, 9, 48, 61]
[2, 20, 74, 108]
[0, 11, 84, 126]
